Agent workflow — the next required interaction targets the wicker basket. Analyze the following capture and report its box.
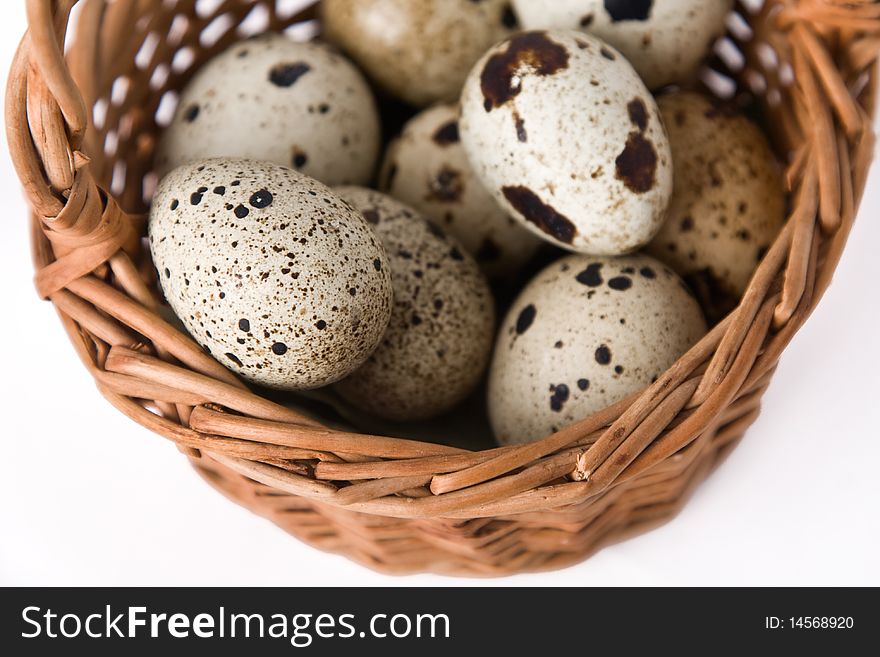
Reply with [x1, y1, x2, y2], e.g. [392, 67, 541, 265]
[6, 0, 879, 576]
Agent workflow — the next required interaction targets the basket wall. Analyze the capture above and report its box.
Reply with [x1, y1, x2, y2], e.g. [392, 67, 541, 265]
[6, 0, 879, 575]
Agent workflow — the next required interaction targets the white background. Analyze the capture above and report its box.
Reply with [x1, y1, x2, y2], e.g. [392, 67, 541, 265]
[1, 2, 877, 587]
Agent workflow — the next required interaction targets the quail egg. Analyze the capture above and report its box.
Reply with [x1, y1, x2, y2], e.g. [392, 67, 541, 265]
[489, 253, 706, 444]
[334, 187, 495, 421]
[511, 0, 733, 89]
[155, 34, 380, 186]
[149, 158, 393, 390]
[646, 91, 785, 321]
[381, 103, 543, 278]
[460, 30, 673, 255]
[321, 0, 517, 106]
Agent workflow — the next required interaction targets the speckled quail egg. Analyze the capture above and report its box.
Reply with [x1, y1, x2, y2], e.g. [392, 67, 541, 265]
[320, 0, 517, 107]
[149, 159, 393, 390]
[646, 92, 785, 321]
[380, 104, 543, 278]
[460, 30, 672, 256]
[511, 0, 733, 90]
[488, 253, 706, 445]
[154, 34, 380, 186]
[333, 187, 495, 421]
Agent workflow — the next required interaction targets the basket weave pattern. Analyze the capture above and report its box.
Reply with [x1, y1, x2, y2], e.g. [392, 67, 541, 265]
[6, 0, 879, 575]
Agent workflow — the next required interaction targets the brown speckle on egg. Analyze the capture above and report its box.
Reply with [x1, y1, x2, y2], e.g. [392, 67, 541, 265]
[426, 166, 465, 203]
[249, 189, 273, 209]
[608, 276, 633, 291]
[627, 98, 649, 131]
[480, 31, 570, 111]
[432, 120, 460, 145]
[514, 112, 528, 142]
[615, 131, 658, 193]
[576, 262, 604, 287]
[515, 304, 537, 334]
[605, 0, 652, 22]
[501, 185, 577, 244]
[268, 62, 311, 87]
[549, 383, 570, 412]
[183, 104, 200, 122]
[291, 148, 308, 169]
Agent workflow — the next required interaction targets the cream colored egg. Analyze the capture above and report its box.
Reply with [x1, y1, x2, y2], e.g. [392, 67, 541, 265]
[511, 0, 733, 89]
[380, 103, 542, 278]
[154, 34, 380, 185]
[488, 254, 706, 445]
[149, 159, 393, 390]
[334, 187, 495, 421]
[320, 0, 516, 107]
[646, 92, 785, 321]
[460, 30, 672, 255]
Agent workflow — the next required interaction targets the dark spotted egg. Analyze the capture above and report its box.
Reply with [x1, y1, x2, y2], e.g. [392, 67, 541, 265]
[320, 0, 516, 107]
[646, 92, 785, 322]
[460, 30, 672, 256]
[333, 188, 495, 421]
[380, 103, 542, 278]
[154, 34, 380, 186]
[511, 1, 733, 90]
[148, 159, 393, 390]
[488, 254, 706, 445]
